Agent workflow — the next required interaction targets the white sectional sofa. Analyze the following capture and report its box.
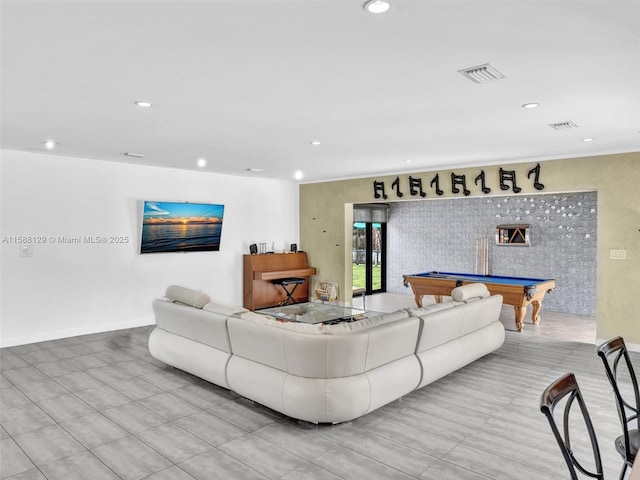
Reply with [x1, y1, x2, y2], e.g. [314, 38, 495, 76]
[149, 283, 505, 424]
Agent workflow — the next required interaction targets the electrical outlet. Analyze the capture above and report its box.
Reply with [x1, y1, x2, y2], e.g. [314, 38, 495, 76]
[609, 249, 627, 260]
[20, 244, 33, 257]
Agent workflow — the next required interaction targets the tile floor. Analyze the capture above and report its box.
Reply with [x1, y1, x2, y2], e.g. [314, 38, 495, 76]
[1, 294, 637, 480]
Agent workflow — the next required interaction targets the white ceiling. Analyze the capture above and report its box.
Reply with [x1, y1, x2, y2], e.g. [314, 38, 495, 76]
[2, 0, 640, 183]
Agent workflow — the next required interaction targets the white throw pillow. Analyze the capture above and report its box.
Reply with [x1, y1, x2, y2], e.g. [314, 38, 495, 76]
[450, 283, 489, 302]
[165, 285, 211, 309]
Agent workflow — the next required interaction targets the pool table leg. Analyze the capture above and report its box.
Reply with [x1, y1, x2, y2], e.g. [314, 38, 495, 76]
[415, 294, 444, 308]
[531, 300, 542, 324]
[514, 306, 526, 332]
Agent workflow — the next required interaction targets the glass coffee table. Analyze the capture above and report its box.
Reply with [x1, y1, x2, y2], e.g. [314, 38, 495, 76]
[257, 302, 377, 324]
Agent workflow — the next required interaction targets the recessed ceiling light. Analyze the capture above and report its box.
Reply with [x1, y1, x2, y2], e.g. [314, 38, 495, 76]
[582, 138, 595, 142]
[310, 140, 322, 146]
[247, 168, 265, 173]
[294, 171, 304, 180]
[522, 103, 540, 109]
[124, 152, 145, 158]
[197, 158, 207, 167]
[44, 140, 56, 149]
[364, 0, 391, 14]
[134, 100, 153, 108]
[404, 159, 412, 164]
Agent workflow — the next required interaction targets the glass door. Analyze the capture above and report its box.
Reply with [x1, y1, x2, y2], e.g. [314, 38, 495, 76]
[352, 222, 386, 294]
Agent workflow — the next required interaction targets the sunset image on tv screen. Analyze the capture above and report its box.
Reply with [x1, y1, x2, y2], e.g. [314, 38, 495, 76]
[140, 201, 225, 253]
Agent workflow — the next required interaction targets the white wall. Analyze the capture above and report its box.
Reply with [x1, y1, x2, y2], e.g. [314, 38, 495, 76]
[0, 150, 300, 347]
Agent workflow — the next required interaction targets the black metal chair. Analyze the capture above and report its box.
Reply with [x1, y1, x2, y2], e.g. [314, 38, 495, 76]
[540, 372, 605, 480]
[597, 336, 640, 480]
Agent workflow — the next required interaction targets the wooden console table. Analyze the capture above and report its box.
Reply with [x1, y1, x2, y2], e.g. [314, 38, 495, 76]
[243, 252, 316, 310]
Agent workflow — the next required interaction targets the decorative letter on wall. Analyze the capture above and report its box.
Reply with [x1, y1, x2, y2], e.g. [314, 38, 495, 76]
[430, 174, 444, 196]
[474, 170, 491, 194]
[373, 180, 388, 199]
[409, 176, 427, 197]
[391, 176, 404, 197]
[451, 173, 470, 196]
[527, 163, 545, 190]
[499, 168, 522, 193]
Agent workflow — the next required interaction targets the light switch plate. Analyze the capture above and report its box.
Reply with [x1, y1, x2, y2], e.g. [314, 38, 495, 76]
[609, 249, 627, 260]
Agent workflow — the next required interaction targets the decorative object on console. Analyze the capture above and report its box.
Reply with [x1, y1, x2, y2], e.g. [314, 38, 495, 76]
[290, 243, 297, 253]
[249, 244, 258, 255]
[140, 200, 225, 254]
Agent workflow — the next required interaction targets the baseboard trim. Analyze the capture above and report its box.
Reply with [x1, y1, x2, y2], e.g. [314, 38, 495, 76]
[0, 319, 155, 348]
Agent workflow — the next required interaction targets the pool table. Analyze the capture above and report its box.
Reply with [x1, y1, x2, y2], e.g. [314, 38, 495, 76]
[403, 271, 556, 332]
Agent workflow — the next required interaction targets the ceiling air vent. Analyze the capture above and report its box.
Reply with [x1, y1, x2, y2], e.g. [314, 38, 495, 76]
[548, 121, 579, 130]
[458, 63, 506, 84]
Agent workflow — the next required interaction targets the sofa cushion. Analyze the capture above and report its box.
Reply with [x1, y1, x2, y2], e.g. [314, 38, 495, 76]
[405, 301, 459, 317]
[165, 285, 210, 309]
[203, 302, 249, 316]
[323, 310, 410, 334]
[459, 294, 503, 336]
[416, 306, 465, 351]
[229, 311, 420, 379]
[235, 309, 411, 335]
[451, 283, 489, 302]
[152, 299, 232, 353]
[237, 311, 327, 334]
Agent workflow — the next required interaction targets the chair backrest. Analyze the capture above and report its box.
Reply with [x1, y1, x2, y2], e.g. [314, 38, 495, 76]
[540, 372, 605, 480]
[597, 336, 640, 464]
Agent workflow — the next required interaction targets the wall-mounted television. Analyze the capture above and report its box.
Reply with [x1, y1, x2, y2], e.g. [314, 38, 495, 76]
[140, 201, 225, 254]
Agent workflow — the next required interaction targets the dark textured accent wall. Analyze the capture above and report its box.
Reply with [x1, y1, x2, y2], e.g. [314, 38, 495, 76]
[387, 192, 597, 315]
